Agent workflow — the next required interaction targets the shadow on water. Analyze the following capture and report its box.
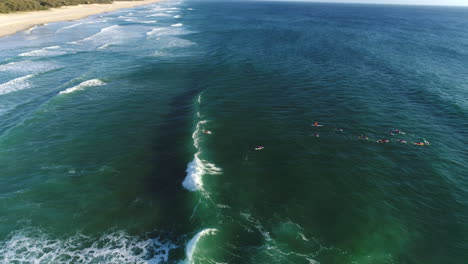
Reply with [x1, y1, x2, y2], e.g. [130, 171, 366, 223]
[126, 59, 210, 247]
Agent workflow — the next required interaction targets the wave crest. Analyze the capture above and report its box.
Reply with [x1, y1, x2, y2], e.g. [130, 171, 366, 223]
[19, 46, 66, 57]
[0, 74, 35, 95]
[59, 79, 105, 95]
[183, 95, 222, 192]
[185, 229, 218, 264]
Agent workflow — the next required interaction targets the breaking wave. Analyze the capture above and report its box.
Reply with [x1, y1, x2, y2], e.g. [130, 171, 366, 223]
[56, 22, 83, 33]
[146, 28, 164, 36]
[146, 26, 193, 37]
[19, 45, 66, 57]
[182, 118, 222, 191]
[75, 25, 121, 43]
[147, 13, 171, 17]
[184, 229, 218, 264]
[59, 79, 105, 95]
[183, 95, 222, 192]
[0, 74, 36, 95]
[97, 43, 112, 50]
[0, 60, 57, 74]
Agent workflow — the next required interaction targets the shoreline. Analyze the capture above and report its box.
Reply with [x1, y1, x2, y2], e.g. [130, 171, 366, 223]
[0, 0, 164, 38]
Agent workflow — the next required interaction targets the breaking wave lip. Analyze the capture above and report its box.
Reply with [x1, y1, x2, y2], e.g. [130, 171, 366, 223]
[185, 229, 218, 264]
[73, 25, 121, 43]
[171, 23, 183, 27]
[0, 74, 36, 95]
[0, 229, 177, 264]
[19, 45, 66, 57]
[59, 79, 105, 95]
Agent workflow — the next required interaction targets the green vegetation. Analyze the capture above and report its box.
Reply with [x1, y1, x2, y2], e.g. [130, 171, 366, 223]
[0, 0, 122, 13]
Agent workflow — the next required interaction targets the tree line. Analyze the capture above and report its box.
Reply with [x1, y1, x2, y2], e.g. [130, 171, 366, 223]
[0, 0, 122, 13]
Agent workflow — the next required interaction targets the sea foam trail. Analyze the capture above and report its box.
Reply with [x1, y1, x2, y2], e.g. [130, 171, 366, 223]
[147, 22, 193, 37]
[0, 229, 177, 264]
[0, 74, 35, 95]
[59, 79, 105, 95]
[56, 21, 105, 33]
[147, 13, 171, 17]
[0, 60, 56, 74]
[185, 229, 218, 264]
[55, 22, 83, 33]
[73, 25, 120, 43]
[19, 46, 66, 57]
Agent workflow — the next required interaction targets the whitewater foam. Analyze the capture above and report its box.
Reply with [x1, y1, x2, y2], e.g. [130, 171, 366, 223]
[25, 25, 39, 34]
[19, 45, 66, 57]
[174, 15, 182, 18]
[0, 229, 177, 264]
[0, 74, 35, 95]
[146, 28, 164, 36]
[59, 79, 105, 95]
[0, 60, 56, 74]
[146, 26, 192, 37]
[147, 13, 171, 17]
[183, 120, 222, 192]
[183, 96, 222, 192]
[76, 25, 120, 43]
[171, 23, 183, 27]
[56, 22, 84, 33]
[164, 37, 196, 49]
[185, 229, 218, 264]
[97, 43, 112, 50]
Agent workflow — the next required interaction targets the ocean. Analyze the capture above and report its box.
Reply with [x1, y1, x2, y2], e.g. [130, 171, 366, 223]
[0, 0, 467, 263]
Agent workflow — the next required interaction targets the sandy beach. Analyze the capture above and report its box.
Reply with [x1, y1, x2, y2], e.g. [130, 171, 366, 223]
[0, 0, 163, 38]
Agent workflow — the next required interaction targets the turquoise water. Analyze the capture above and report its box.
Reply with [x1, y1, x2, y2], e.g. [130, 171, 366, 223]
[0, 1, 467, 263]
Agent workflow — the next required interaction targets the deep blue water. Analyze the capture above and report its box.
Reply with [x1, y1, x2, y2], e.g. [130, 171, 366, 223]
[0, 1, 467, 263]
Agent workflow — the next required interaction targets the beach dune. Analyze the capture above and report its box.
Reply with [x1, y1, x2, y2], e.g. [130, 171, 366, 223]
[0, 0, 163, 38]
